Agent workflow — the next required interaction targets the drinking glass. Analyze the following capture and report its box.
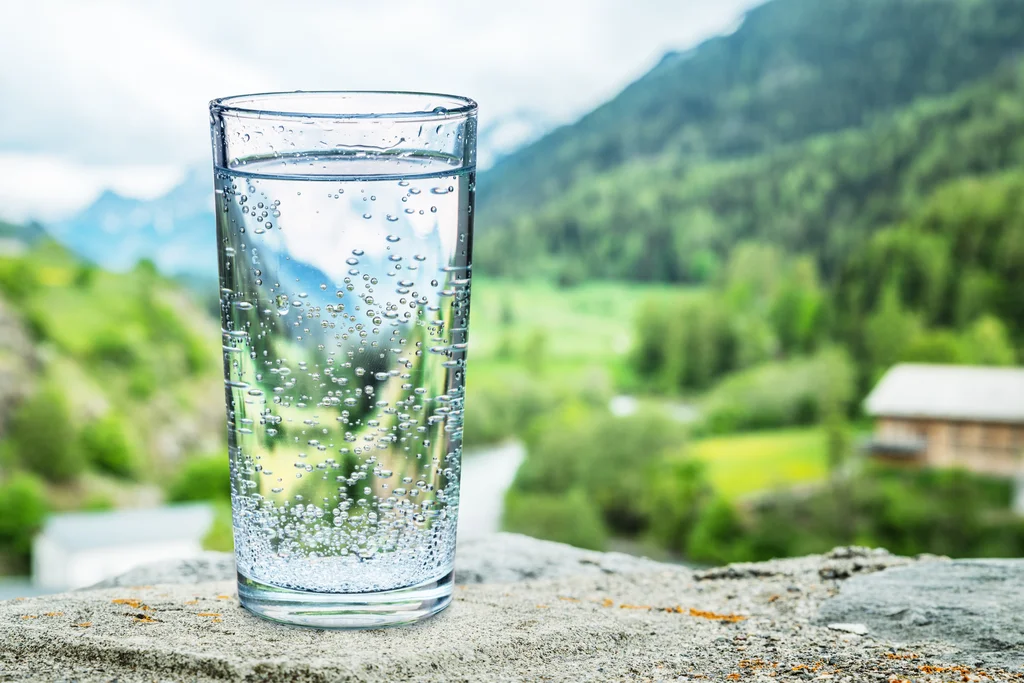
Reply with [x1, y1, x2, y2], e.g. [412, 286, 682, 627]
[209, 92, 477, 628]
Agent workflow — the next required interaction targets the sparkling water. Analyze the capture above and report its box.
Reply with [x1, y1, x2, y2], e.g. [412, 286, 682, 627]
[215, 154, 473, 594]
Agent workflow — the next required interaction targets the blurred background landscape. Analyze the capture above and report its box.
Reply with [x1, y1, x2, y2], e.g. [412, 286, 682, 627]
[1, 0, 1023, 595]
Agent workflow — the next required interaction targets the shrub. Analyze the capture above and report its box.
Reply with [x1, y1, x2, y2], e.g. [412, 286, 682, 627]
[901, 329, 964, 364]
[0, 472, 50, 562]
[89, 329, 139, 368]
[9, 385, 85, 483]
[462, 373, 560, 448]
[960, 315, 1016, 365]
[79, 414, 138, 479]
[0, 258, 38, 299]
[502, 488, 608, 551]
[688, 465, 1024, 565]
[202, 502, 234, 552]
[686, 497, 750, 565]
[166, 453, 230, 503]
[73, 264, 96, 288]
[645, 457, 714, 553]
[513, 404, 685, 535]
[585, 411, 686, 534]
[698, 349, 854, 435]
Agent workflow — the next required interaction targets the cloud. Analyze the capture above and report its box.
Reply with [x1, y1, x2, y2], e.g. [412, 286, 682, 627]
[0, 1, 273, 165]
[0, 153, 183, 222]
[0, 0, 763, 218]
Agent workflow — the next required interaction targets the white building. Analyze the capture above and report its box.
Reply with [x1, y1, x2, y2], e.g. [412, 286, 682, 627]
[32, 504, 215, 591]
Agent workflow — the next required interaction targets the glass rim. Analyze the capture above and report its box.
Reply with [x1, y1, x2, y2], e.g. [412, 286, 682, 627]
[210, 90, 478, 122]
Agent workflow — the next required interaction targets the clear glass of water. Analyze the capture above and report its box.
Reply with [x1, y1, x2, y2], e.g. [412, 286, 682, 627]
[209, 92, 477, 628]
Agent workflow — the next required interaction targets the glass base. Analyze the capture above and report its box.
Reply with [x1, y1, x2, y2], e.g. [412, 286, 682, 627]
[237, 568, 454, 629]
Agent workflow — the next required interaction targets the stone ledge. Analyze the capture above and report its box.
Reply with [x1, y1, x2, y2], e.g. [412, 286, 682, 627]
[90, 533, 668, 588]
[1, 534, 1021, 682]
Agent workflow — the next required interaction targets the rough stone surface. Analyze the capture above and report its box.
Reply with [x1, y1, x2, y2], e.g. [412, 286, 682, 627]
[1, 537, 1022, 682]
[90, 553, 236, 589]
[91, 534, 667, 590]
[818, 558, 1024, 670]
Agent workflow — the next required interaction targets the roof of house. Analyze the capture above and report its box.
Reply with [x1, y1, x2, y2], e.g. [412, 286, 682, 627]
[864, 364, 1024, 424]
[37, 503, 215, 552]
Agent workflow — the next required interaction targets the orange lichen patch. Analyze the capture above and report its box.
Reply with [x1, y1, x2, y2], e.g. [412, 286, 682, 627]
[600, 598, 615, 608]
[738, 659, 775, 670]
[535, 604, 549, 609]
[43, 612, 64, 617]
[687, 608, 747, 623]
[215, 594, 232, 600]
[619, 604, 652, 610]
[131, 614, 160, 624]
[919, 665, 951, 674]
[20, 615, 37, 620]
[726, 674, 740, 680]
[184, 600, 199, 605]
[196, 612, 221, 617]
[767, 594, 780, 603]
[212, 617, 223, 623]
[74, 622, 92, 628]
[557, 596, 579, 603]
[884, 653, 919, 661]
[919, 664, 979, 677]
[111, 598, 152, 611]
[13, 597, 26, 602]
[887, 677, 911, 683]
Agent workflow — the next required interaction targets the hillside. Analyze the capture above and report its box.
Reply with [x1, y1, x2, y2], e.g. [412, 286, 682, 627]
[475, 60, 1024, 285]
[479, 0, 1024, 226]
[0, 239, 224, 566]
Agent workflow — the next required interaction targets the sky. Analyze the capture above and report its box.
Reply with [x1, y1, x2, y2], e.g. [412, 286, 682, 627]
[0, 0, 763, 222]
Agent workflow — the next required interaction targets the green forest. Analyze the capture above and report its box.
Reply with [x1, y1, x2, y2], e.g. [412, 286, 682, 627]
[1, 0, 1023, 571]
[474, 0, 1024, 562]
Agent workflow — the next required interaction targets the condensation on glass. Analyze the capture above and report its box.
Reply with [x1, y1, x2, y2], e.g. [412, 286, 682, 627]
[209, 91, 477, 628]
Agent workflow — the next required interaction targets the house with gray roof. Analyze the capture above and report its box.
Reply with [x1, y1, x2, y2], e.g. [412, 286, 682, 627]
[32, 503, 214, 591]
[863, 364, 1024, 475]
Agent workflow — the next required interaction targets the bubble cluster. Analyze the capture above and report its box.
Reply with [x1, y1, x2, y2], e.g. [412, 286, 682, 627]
[214, 157, 474, 593]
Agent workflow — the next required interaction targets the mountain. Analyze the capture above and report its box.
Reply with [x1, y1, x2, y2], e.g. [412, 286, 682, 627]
[474, 60, 1024, 283]
[478, 0, 1024, 227]
[49, 167, 216, 277]
[476, 110, 553, 170]
[0, 219, 46, 246]
[43, 111, 548, 279]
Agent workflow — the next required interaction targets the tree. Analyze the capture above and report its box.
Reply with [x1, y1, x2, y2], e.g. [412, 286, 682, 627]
[9, 385, 84, 483]
[502, 488, 608, 551]
[646, 457, 714, 552]
[0, 472, 49, 563]
[902, 329, 965, 364]
[79, 414, 138, 479]
[166, 454, 230, 503]
[687, 498, 749, 565]
[960, 315, 1016, 365]
[864, 285, 921, 380]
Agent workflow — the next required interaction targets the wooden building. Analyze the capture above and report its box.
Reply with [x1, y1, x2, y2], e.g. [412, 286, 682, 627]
[864, 364, 1024, 476]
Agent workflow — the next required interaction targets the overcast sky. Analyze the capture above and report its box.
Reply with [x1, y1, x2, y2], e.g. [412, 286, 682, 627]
[0, 0, 762, 221]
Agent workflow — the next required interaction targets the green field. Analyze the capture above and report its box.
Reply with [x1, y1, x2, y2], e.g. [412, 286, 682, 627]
[467, 277, 690, 386]
[687, 428, 829, 499]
